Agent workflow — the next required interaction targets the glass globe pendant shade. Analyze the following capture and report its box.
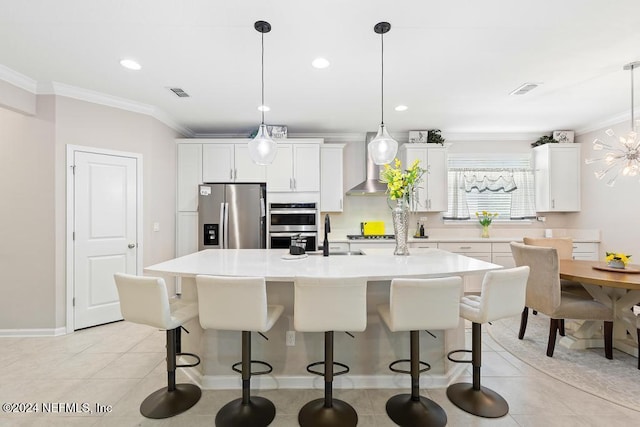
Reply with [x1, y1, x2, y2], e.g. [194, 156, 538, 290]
[368, 124, 398, 165]
[248, 124, 277, 165]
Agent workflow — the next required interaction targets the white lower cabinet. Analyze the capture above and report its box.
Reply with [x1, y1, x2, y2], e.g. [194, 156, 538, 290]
[323, 242, 350, 252]
[571, 242, 599, 260]
[439, 242, 492, 293]
[177, 212, 198, 257]
[491, 242, 516, 268]
[349, 242, 395, 252]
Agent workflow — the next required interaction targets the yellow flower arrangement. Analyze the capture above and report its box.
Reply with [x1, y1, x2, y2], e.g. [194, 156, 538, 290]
[605, 252, 631, 266]
[380, 158, 426, 202]
[475, 211, 498, 226]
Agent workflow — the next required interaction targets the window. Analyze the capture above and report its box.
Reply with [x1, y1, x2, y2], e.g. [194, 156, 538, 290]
[443, 154, 536, 221]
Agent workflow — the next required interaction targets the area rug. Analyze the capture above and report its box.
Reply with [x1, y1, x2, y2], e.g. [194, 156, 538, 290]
[487, 314, 640, 411]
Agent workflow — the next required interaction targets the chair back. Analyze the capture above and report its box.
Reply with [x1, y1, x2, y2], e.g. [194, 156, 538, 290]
[114, 273, 172, 329]
[388, 276, 462, 331]
[294, 276, 367, 332]
[523, 237, 574, 260]
[196, 275, 268, 331]
[510, 242, 561, 313]
[479, 266, 530, 323]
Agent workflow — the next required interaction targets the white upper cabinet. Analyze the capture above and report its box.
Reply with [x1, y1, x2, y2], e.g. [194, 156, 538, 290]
[202, 143, 266, 183]
[266, 140, 321, 192]
[177, 143, 202, 212]
[534, 144, 580, 212]
[399, 143, 448, 212]
[321, 144, 345, 211]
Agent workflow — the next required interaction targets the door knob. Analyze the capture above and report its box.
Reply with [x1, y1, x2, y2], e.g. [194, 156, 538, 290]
[128, 243, 136, 249]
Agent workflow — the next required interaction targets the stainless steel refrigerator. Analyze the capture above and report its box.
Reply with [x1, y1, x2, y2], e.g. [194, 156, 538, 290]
[198, 183, 266, 250]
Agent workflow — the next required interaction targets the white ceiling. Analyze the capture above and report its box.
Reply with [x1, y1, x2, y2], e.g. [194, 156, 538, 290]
[2, 0, 640, 138]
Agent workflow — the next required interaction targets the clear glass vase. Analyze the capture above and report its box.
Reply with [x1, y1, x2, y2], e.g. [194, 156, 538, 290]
[481, 224, 490, 238]
[391, 199, 410, 255]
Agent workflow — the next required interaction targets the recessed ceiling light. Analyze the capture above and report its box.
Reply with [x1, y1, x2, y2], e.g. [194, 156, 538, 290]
[395, 105, 408, 112]
[120, 59, 141, 71]
[312, 57, 330, 69]
[258, 105, 270, 112]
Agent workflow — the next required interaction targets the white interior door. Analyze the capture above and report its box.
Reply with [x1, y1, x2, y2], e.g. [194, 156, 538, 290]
[73, 151, 138, 329]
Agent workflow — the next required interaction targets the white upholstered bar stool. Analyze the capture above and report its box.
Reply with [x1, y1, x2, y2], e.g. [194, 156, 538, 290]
[446, 267, 529, 418]
[294, 276, 368, 427]
[196, 275, 283, 427]
[113, 273, 201, 419]
[377, 276, 462, 427]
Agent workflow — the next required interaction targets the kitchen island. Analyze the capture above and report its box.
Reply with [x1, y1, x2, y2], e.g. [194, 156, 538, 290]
[145, 248, 500, 390]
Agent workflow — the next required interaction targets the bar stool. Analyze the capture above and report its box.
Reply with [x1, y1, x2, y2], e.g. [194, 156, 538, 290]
[113, 273, 201, 419]
[377, 276, 463, 427]
[294, 276, 368, 427]
[196, 275, 283, 427]
[446, 266, 529, 418]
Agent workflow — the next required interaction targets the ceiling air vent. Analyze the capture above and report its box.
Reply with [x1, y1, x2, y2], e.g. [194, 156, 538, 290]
[509, 82, 540, 95]
[169, 87, 190, 98]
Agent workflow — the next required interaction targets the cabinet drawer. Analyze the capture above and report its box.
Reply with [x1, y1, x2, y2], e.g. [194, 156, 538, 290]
[409, 242, 438, 249]
[572, 242, 598, 253]
[492, 242, 517, 253]
[324, 242, 349, 252]
[439, 242, 491, 253]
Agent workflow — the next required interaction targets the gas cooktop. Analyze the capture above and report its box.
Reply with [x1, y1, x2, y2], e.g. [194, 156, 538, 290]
[347, 234, 396, 240]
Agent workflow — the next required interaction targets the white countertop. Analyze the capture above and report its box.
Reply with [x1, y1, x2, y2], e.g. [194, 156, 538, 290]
[145, 248, 501, 281]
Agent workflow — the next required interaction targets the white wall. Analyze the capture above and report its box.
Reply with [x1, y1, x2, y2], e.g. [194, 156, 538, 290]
[569, 123, 638, 259]
[0, 94, 180, 331]
[0, 97, 56, 330]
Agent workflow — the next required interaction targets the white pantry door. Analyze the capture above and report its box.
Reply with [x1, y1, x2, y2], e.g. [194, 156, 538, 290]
[73, 151, 138, 329]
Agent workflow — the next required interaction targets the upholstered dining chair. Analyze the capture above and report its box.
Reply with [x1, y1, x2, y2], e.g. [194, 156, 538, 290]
[522, 237, 590, 294]
[523, 237, 592, 336]
[510, 242, 614, 359]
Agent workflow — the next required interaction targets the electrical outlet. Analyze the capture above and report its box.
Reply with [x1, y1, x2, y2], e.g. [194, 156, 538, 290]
[286, 330, 295, 346]
[153, 222, 160, 231]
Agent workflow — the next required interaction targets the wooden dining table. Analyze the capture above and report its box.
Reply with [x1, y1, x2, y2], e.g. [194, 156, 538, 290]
[559, 259, 640, 356]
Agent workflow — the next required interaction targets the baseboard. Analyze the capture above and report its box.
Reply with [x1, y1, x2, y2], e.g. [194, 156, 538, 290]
[0, 327, 67, 337]
[182, 363, 467, 391]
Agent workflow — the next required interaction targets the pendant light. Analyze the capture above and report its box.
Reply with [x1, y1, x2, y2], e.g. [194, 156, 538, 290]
[586, 61, 640, 186]
[248, 20, 277, 165]
[368, 22, 398, 165]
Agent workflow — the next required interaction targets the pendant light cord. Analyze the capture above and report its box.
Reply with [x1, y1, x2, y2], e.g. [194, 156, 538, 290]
[380, 31, 384, 126]
[261, 30, 265, 125]
[631, 63, 635, 131]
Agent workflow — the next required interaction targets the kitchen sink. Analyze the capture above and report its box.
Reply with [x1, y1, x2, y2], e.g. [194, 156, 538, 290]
[308, 250, 365, 256]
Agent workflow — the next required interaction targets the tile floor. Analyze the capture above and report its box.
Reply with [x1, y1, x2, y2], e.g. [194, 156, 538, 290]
[0, 320, 638, 426]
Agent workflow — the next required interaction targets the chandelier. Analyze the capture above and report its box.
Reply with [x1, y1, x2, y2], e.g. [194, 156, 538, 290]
[585, 61, 640, 186]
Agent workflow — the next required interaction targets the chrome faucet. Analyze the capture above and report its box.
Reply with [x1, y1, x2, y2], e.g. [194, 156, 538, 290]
[323, 214, 331, 257]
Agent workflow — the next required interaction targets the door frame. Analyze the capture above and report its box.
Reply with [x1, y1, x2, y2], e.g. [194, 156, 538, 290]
[65, 145, 143, 333]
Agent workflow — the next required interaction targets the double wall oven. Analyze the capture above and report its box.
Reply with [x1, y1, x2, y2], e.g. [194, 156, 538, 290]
[269, 202, 318, 251]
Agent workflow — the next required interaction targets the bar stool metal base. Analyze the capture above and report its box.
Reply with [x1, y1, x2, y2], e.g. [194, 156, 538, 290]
[215, 396, 275, 427]
[385, 394, 447, 427]
[298, 398, 358, 427]
[446, 383, 509, 418]
[140, 383, 201, 419]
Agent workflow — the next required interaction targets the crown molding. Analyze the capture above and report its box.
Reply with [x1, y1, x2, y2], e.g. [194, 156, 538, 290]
[34, 81, 193, 136]
[575, 111, 628, 136]
[0, 65, 37, 93]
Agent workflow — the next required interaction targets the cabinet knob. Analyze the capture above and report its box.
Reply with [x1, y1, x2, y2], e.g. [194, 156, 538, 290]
[128, 243, 137, 249]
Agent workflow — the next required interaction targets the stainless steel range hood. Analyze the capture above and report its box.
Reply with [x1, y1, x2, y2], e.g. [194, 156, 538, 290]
[346, 132, 388, 195]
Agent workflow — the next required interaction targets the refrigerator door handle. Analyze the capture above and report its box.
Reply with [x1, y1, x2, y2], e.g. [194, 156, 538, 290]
[219, 202, 226, 248]
[223, 202, 230, 249]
